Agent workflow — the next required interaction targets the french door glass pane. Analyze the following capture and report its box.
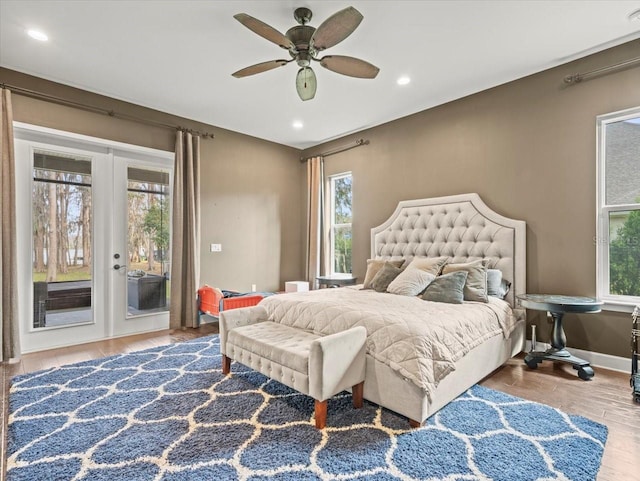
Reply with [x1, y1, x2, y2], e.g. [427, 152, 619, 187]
[32, 150, 93, 328]
[127, 167, 171, 317]
[608, 210, 640, 297]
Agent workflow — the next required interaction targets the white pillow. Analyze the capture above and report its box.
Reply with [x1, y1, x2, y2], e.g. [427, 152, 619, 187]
[387, 268, 436, 296]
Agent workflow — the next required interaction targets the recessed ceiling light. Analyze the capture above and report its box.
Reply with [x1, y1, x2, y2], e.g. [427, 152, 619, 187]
[629, 8, 640, 21]
[292, 120, 304, 130]
[397, 76, 411, 86]
[27, 29, 48, 42]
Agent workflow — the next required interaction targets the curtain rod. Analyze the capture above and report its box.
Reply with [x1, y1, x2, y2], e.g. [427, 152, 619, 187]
[563, 56, 640, 85]
[0, 82, 215, 139]
[300, 138, 369, 162]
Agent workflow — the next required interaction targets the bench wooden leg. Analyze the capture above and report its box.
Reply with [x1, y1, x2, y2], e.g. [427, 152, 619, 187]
[352, 381, 364, 409]
[222, 354, 231, 375]
[409, 419, 422, 428]
[314, 399, 327, 429]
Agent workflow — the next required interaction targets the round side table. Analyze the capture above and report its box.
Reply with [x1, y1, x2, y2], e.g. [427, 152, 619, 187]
[517, 294, 603, 380]
[316, 275, 357, 288]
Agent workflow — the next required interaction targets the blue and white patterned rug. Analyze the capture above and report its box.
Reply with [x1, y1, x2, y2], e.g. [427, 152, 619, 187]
[7, 335, 608, 481]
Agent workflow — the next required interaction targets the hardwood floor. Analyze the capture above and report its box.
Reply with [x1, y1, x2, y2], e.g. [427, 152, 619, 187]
[2, 324, 638, 481]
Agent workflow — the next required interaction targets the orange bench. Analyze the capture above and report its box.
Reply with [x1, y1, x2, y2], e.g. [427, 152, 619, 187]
[197, 285, 264, 322]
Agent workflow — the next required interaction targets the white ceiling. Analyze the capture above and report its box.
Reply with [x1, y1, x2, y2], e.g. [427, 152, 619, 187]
[1, 1, 639, 149]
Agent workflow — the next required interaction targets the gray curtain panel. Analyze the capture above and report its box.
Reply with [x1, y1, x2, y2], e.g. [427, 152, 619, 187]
[1, 88, 20, 360]
[306, 156, 329, 289]
[170, 131, 201, 329]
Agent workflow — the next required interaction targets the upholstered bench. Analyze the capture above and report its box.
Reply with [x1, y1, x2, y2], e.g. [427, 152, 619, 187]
[220, 306, 366, 428]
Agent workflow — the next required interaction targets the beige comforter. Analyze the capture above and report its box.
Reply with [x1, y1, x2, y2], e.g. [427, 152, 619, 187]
[260, 287, 517, 398]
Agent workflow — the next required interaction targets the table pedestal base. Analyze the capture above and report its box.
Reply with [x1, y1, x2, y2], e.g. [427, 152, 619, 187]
[524, 349, 594, 380]
[524, 310, 594, 380]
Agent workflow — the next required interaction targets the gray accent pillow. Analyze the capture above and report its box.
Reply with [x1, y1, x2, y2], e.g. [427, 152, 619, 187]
[362, 259, 404, 289]
[421, 271, 468, 304]
[370, 262, 403, 292]
[387, 268, 436, 296]
[487, 269, 511, 299]
[442, 259, 488, 303]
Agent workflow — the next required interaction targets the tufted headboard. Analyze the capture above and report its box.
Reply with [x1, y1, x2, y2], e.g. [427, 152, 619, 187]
[371, 193, 526, 307]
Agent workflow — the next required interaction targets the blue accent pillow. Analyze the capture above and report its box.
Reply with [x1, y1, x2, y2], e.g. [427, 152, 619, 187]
[421, 271, 468, 304]
[487, 269, 511, 299]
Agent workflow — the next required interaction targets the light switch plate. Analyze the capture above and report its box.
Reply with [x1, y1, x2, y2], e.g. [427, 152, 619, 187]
[210, 243, 222, 252]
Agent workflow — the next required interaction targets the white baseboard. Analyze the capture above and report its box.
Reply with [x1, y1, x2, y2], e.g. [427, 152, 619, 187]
[524, 341, 630, 373]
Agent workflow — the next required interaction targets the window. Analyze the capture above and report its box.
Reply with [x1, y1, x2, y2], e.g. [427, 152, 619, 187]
[597, 107, 640, 309]
[329, 172, 352, 274]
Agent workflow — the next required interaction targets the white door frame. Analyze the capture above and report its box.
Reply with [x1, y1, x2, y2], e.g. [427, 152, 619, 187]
[14, 122, 173, 353]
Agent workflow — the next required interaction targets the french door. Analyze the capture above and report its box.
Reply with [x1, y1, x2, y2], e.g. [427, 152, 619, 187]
[112, 153, 173, 336]
[14, 123, 173, 352]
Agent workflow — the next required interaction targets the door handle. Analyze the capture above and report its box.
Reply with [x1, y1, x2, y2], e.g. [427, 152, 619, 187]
[114, 264, 122, 270]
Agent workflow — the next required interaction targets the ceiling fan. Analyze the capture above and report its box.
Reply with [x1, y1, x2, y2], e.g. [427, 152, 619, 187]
[232, 6, 380, 101]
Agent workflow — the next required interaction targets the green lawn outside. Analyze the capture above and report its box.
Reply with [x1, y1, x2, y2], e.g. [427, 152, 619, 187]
[32, 266, 91, 283]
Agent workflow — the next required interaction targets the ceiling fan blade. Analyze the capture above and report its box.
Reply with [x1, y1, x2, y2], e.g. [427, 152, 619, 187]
[234, 13, 294, 50]
[232, 60, 289, 78]
[311, 6, 363, 51]
[319, 55, 379, 79]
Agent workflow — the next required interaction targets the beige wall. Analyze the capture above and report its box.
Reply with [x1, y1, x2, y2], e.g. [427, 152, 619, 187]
[199, 129, 306, 292]
[301, 40, 640, 358]
[1, 67, 305, 294]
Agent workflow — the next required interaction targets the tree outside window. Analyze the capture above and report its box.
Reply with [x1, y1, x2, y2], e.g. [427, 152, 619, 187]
[127, 168, 171, 276]
[330, 173, 352, 274]
[32, 152, 92, 284]
[609, 205, 640, 297]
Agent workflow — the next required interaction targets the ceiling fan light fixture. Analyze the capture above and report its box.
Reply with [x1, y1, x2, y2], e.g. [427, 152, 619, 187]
[296, 51, 311, 67]
[233, 7, 378, 101]
[296, 67, 317, 101]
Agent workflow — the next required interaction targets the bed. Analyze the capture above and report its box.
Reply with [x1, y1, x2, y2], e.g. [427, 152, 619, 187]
[229, 193, 526, 425]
